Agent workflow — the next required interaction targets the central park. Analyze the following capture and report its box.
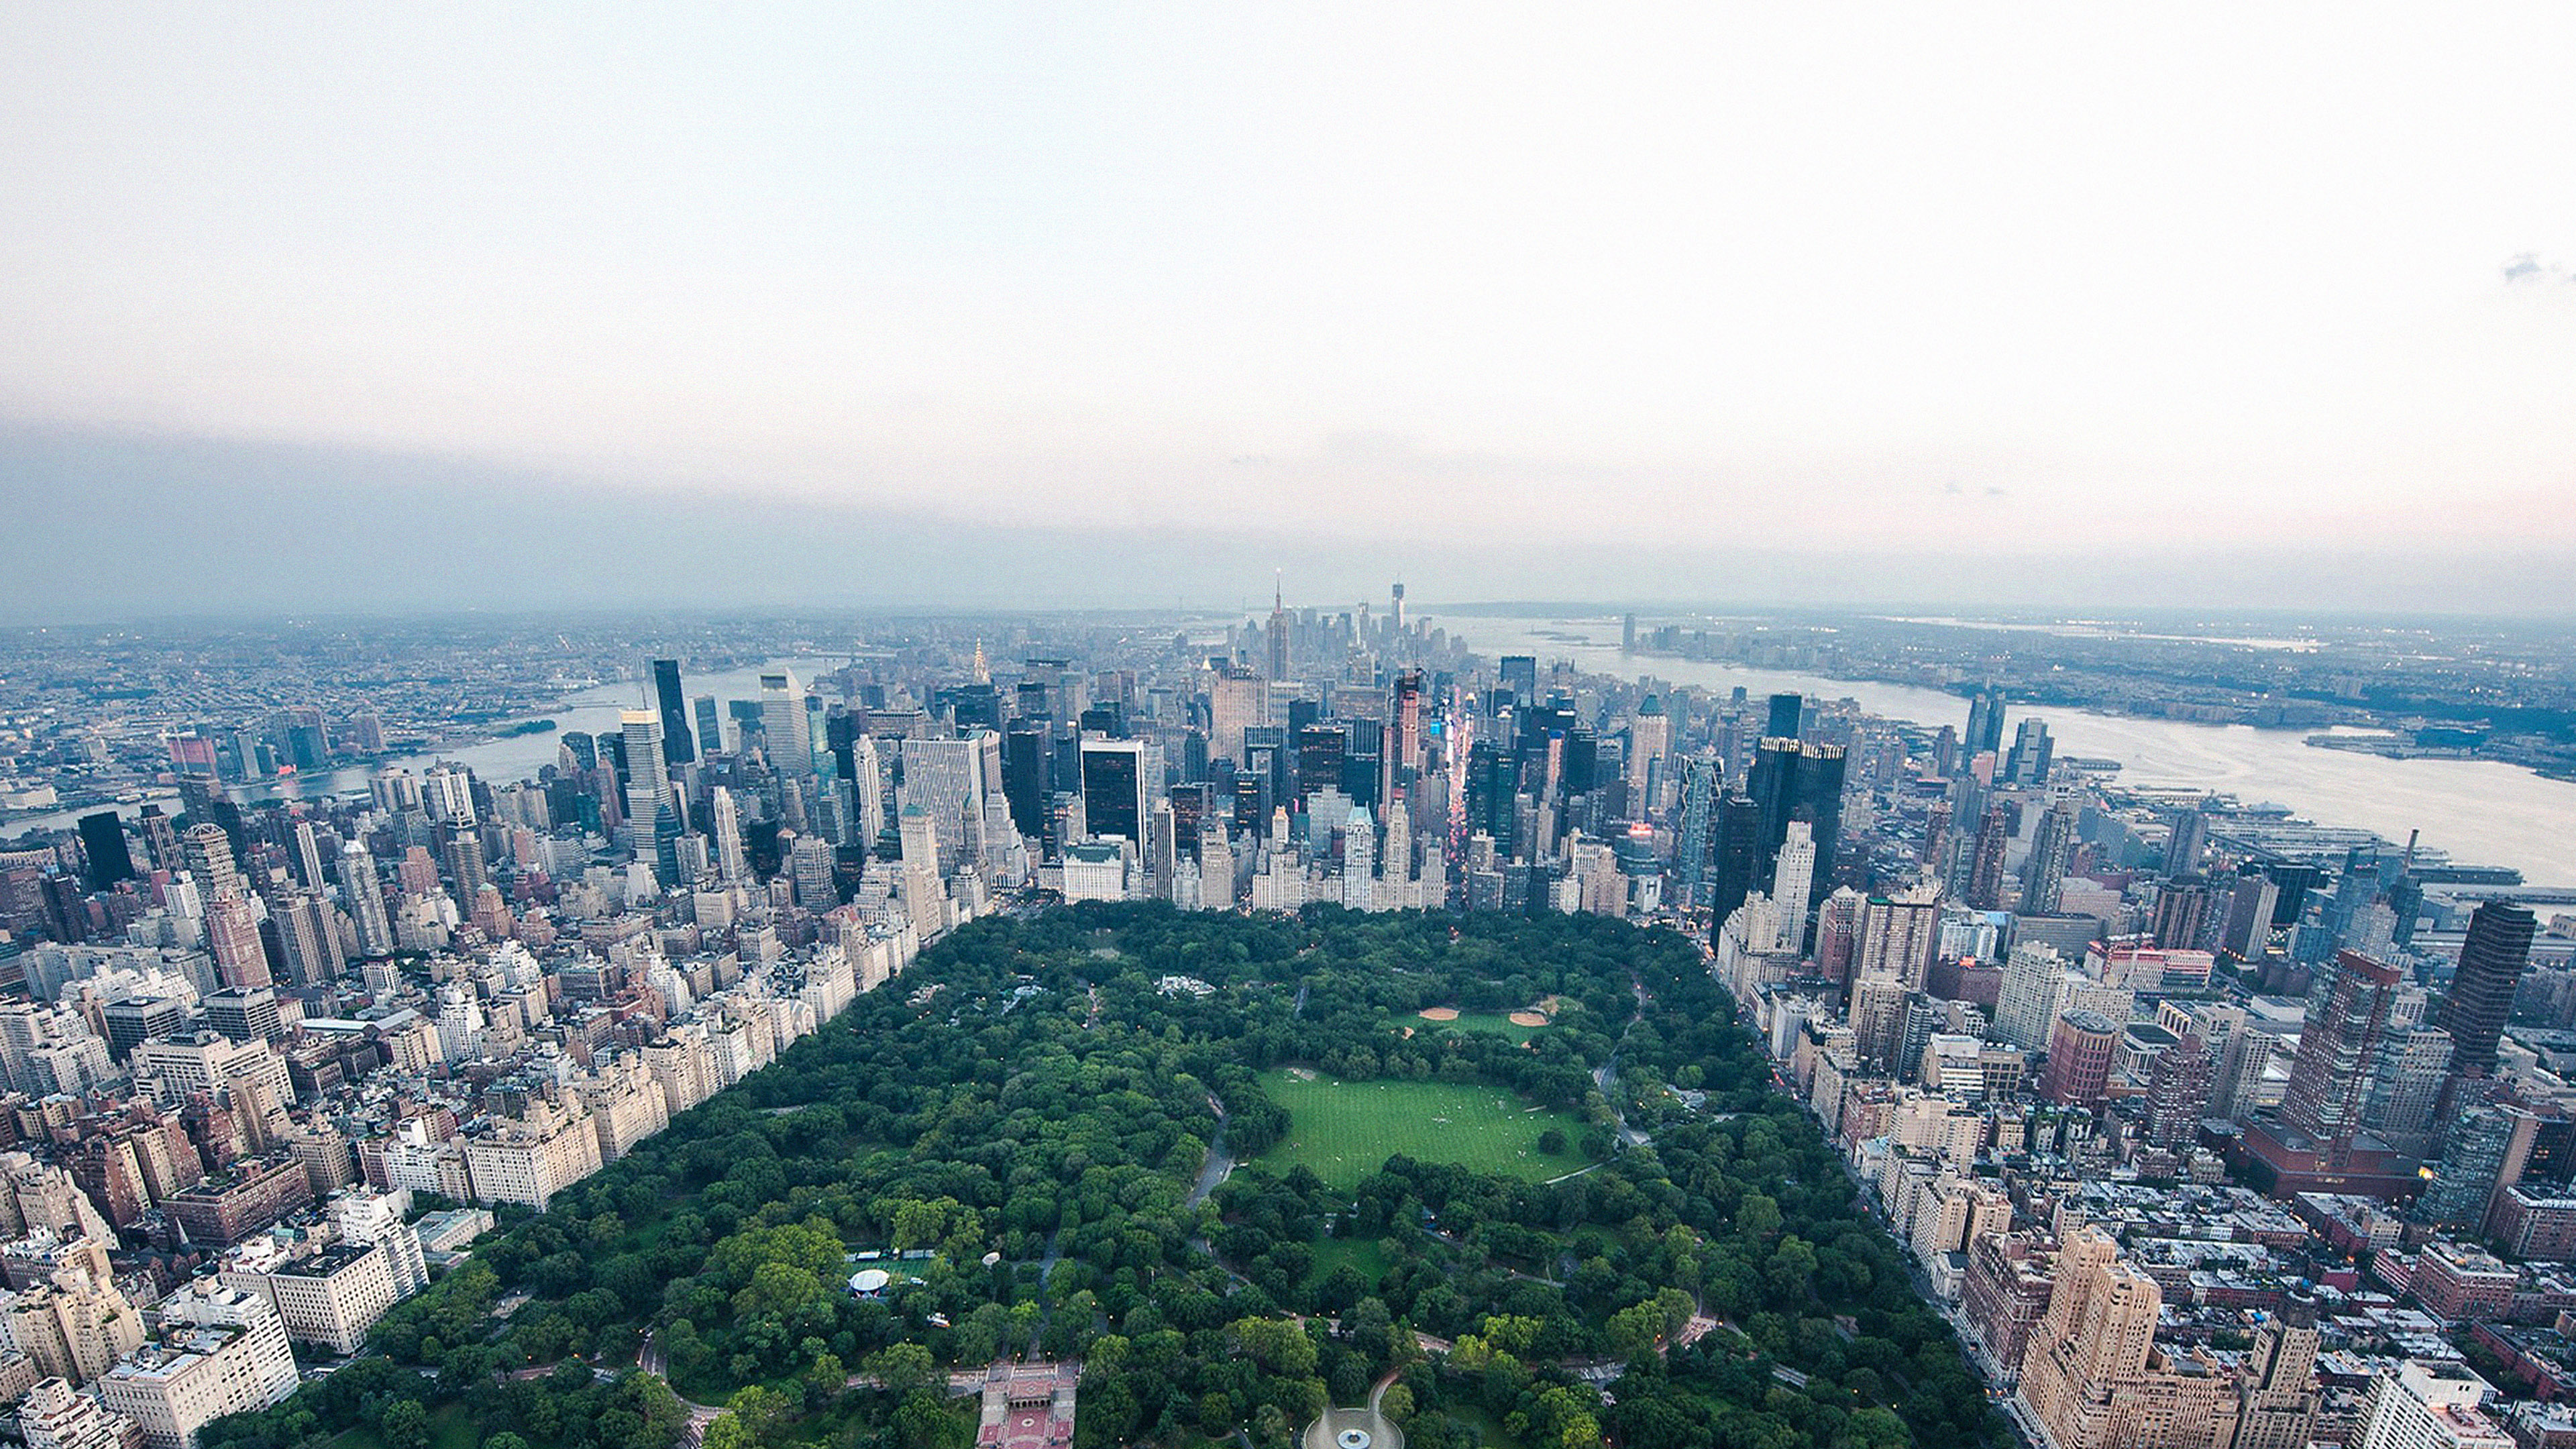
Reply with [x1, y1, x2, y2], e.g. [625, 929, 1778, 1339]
[202, 906, 2002, 1449]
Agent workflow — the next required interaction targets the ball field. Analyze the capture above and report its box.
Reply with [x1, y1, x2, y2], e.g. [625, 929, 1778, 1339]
[1252, 1068, 1594, 1190]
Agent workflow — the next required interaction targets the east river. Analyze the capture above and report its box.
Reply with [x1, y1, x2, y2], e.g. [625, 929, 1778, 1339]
[1442, 614, 2576, 887]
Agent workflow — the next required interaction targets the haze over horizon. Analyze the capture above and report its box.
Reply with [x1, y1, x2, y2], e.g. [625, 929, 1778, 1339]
[5, 5, 2575, 620]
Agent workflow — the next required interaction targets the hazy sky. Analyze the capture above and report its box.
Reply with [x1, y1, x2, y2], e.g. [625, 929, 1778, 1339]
[5, 6, 2575, 616]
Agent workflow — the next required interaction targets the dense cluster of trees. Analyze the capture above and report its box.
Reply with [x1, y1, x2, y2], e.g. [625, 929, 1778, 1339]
[205, 904, 2000, 1448]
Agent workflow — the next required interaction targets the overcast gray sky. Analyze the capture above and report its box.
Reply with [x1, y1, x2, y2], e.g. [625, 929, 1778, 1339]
[4, 5, 2573, 617]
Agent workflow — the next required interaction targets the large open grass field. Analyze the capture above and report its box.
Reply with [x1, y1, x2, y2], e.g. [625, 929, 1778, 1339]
[1252, 1069, 1593, 1191]
[1395, 1009, 1554, 1046]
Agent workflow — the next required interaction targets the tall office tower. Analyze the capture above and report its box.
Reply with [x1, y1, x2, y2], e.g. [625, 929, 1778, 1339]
[288, 818, 325, 891]
[1625, 695, 1669, 811]
[338, 842, 392, 956]
[270, 890, 336, 983]
[1208, 667, 1269, 764]
[2351, 1362, 2512, 1449]
[443, 830, 488, 902]
[1342, 805, 1375, 910]
[1267, 577, 1290, 682]
[1498, 655, 1537, 702]
[2150, 876, 2211, 949]
[1001, 724, 1051, 842]
[619, 710, 672, 831]
[1386, 671, 1426, 802]
[1707, 791, 1764, 922]
[1342, 716, 1386, 810]
[2280, 951, 2401, 1146]
[1079, 737, 1150, 843]
[2438, 900, 2538, 1079]
[1294, 723, 1346, 806]
[1765, 692, 1803, 740]
[136, 806, 178, 873]
[205, 894, 272, 990]
[76, 812, 135, 890]
[180, 822, 244, 901]
[2021, 802, 2075, 914]
[900, 733, 1001, 861]
[1965, 804, 2013, 910]
[851, 733, 888, 847]
[2233, 1300, 2322, 1449]
[2166, 807, 2210, 875]
[2220, 870, 2279, 962]
[708, 787, 747, 881]
[652, 659, 696, 765]
[1746, 738, 1845, 909]
[1963, 686, 2006, 761]
[1380, 796, 1411, 887]
[2143, 1031, 2216, 1146]
[693, 695, 723, 755]
[1770, 822, 1817, 936]
[2004, 718, 2054, 786]
[760, 671, 813, 774]
[1672, 755, 1719, 905]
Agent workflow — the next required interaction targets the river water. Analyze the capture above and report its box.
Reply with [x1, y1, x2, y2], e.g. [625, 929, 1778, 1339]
[1441, 614, 2576, 885]
[7, 657, 845, 837]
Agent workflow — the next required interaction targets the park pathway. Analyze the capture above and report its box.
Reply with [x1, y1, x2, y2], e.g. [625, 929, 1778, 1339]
[1187, 1093, 1235, 1208]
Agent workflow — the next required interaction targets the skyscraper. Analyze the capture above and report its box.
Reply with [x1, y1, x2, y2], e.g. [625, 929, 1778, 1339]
[1765, 692, 1802, 740]
[1079, 737, 1150, 843]
[338, 841, 392, 957]
[1746, 738, 1844, 910]
[2167, 806, 2210, 875]
[77, 812, 135, 890]
[1769, 822, 1816, 935]
[652, 659, 696, 765]
[2021, 800, 2075, 914]
[2004, 718, 2054, 786]
[2438, 899, 2538, 1079]
[709, 786, 747, 881]
[619, 710, 671, 832]
[1707, 790, 1764, 922]
[180, 822, 244, 901]
[1966, 803, 2012, 910]
[2280, 951, 2401, 1146]
[760, 671, 813, 775]
[1267, 576, 1289, 682]
[1964, 686, 2006, 761]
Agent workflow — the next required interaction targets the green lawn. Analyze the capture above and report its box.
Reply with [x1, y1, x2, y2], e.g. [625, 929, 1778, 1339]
[1397, 1010, 1552, 1046]
[1303, 1232, 1396, 1291]
[1252, 1070, 1593, 1191]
